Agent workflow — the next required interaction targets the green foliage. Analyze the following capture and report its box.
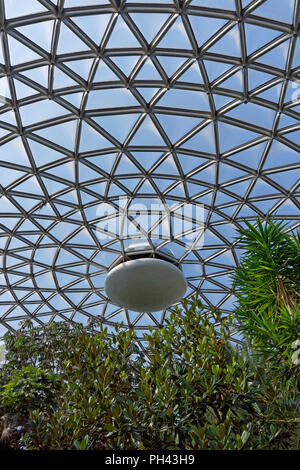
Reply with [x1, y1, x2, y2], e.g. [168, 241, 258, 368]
[0, 298, 297, 450]
[0, 294, 299, 450]
[2, 320, 87, 375]
[233, 217, 300, 370]
[1, 216, 299, 450]
[133, 298, 299, 450]
[0, 366, 60, 418]
[24, 326, 143, 450]
[0, 320, 98, 447]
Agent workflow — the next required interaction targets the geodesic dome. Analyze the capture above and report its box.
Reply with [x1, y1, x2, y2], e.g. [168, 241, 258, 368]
[0, 0, 299, 348]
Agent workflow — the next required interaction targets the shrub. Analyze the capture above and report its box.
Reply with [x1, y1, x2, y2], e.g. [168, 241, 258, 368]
[0, 297, 296, 450]
[233, 217, 300, 373]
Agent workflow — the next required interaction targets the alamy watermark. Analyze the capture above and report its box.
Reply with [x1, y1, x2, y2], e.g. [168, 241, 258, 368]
[94, 198, 205, 249]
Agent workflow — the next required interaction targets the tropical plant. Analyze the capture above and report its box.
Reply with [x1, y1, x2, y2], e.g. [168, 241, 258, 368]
[0, 321, 91, 449]
[1, 320, 87, 375]
[0, 296, 299, 450]
[233, 217, 300, 371]
[0, 298, 296, 450]
[0, 366, 60, 418]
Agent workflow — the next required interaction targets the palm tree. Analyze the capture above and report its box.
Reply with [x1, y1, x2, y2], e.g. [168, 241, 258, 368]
[233, 216, 300, 370]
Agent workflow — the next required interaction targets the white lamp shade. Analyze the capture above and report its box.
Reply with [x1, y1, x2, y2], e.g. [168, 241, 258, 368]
[105, 258, 187, 312]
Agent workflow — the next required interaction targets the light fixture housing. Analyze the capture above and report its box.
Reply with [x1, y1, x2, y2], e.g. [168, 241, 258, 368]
[104, 242, 187, 312]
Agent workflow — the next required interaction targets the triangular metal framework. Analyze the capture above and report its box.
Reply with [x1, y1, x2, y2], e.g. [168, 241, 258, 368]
[0, 0, 299, 349]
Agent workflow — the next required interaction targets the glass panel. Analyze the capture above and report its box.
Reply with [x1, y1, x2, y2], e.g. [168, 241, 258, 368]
[0, 0, 298, 338]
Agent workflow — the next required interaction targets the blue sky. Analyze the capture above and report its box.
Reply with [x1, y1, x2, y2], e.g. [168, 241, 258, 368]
[0, 0, 299, 344]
